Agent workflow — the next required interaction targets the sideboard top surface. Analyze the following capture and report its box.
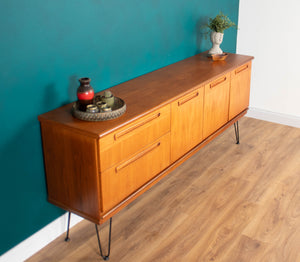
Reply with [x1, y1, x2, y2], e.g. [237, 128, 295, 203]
[38, 52, 254, 137]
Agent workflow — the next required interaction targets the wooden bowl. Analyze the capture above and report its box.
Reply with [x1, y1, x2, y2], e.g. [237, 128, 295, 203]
[211, 53, 228, 61]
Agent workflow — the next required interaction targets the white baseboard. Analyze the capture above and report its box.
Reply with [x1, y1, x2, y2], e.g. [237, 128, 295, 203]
[246, 107, 300, 128]
[0, 212, 83, 262]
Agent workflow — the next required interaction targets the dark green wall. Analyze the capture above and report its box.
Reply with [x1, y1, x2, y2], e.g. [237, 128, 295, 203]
[0, 0, 239, 255]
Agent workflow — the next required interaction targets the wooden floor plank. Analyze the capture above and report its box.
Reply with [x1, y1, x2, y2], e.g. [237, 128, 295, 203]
[27, 117, 300, 262]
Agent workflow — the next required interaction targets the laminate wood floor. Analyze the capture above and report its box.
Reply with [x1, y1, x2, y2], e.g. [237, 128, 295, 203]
[27, 117, 300, 262]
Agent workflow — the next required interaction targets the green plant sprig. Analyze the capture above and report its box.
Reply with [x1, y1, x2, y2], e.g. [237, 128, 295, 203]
[204, 12, 237, 33]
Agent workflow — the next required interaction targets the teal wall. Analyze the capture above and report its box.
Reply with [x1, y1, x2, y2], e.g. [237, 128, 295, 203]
[0, 0, 239, 255]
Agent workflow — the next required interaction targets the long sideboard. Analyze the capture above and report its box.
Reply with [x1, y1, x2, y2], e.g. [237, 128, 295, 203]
[38, 52, 253, 259]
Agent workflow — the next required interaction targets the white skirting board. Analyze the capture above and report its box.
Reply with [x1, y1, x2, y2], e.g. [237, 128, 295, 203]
[0, 213, 83, 262]
[246, 107, 300, 128]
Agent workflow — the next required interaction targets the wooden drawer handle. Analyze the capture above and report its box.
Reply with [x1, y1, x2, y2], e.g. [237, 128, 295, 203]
[235, 64, 249, 75]
[210, 77, 227, 88]
[114, 113, 161, 140]
[178, 92, 199, 106]
[115, 142, 161, 173]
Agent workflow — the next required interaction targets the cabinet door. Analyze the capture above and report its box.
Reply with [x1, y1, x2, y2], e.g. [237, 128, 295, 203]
[171, 87, 204, 162]
[203, 73, 230, 139]
[229, 62, 252, 120]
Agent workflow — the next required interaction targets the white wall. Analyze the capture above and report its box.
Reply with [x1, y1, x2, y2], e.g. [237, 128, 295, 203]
[237, 0, 300, 126]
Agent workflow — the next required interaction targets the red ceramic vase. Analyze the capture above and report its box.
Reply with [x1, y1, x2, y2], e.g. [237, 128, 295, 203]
[77, 77, 95, 111]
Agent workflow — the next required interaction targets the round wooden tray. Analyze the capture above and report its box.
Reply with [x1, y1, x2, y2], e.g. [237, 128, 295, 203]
[72, 97, 126, 121]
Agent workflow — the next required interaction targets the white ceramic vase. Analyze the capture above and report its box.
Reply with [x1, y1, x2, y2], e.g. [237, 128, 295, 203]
[208, 31, 224, 55]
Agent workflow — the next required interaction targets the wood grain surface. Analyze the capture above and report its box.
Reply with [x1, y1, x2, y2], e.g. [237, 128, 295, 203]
[229, 62, 252, 120]
[40, 121, 102, 223]
[38, 53, 253, 138]
[171, 87, 204, 162]
[28, 117, 300, 262]
[39, 53, 253, 225]
[203, 73, 230, 139]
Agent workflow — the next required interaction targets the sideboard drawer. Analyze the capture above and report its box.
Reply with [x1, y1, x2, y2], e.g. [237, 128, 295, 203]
[99, 105, 170, 172]
[100, 132, 171, 212]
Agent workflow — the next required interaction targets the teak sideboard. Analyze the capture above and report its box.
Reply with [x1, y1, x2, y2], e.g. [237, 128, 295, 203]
[38, 52, 253, 259]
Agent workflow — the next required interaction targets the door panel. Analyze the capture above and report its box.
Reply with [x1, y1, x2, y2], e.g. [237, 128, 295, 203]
[171, 87, 204, 162]
[229, 62, 252, 120]
[203, 73, 230, 139]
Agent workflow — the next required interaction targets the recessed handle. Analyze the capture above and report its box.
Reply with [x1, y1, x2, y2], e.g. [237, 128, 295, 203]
[114, 113, 161, 140]
[178, 92, 199, 106]
[210, 76, 227, 88]
[115, 142, 161, 173]
[235, 64, 249, 75]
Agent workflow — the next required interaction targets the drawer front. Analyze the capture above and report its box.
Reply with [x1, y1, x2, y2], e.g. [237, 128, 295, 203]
[99, 105, 170, 172]
[100, 133, 170, 212]
[229, 62, 252, 120]
[203, 73, 230, 139]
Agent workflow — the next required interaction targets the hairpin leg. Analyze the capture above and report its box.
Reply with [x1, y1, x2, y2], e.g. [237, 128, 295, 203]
[234, 121, 240, 144]
[95, 218, 112, 261]
[65, 211, 71, 242]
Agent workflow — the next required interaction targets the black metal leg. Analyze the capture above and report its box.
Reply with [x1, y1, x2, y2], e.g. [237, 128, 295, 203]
[65, 212, 71, 242]
[234, 121, 240, 144]
[95, 218, 113, 261]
